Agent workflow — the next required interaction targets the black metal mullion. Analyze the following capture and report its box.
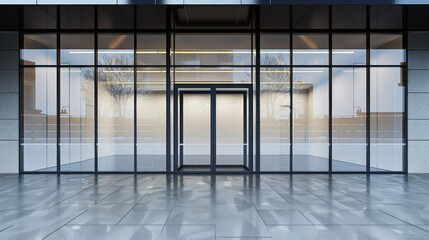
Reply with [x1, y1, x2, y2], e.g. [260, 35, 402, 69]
[249, 85, 254, 173]
[403, 6, 408, 174]
[166, 6, 172, 173]
[211, 87, 216, 174]
[133, 5, 137, 173]
[290, 5, 294, 173]
[94, 6, 99, 173]
[173, 86, 178, 173]
[366, 5, 371, 174]
[179, 93, 183, 168]
[328, 5, 333, 173]
[243, 92, 248, 169]
[56, 5, 61, 174]
[19, 6, 24, 173]
[255, 6, 261, 173]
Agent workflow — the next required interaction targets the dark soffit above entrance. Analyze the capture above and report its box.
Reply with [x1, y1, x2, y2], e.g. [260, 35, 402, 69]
[4, 0, 429, 5]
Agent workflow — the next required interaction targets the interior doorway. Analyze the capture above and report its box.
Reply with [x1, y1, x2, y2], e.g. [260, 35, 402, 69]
[173, 84, 253, 173]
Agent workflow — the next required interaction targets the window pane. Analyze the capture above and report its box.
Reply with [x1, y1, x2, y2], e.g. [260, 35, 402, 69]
[22, 68, 57, 171]
[293, 34, 328, 65]
[0, 6, 19, 30]
[137, 68, 166, 171]
[371, 6, 402, 29]
[174, 34, 252, 65]
[293, 68, 329, 171]
[260, 34, 290, 65]
[98, 68, 134, 171]
[137, 34, 166, 65]
[173, 67, 252, 84]
[260, 6, 290, 29]
[98, 6, 134, 29]
[260, 67, 290, 171]
[332, 5, 366, 29]
[60, 68, 94, 172]
[293, 6, 328, 29]
[98, 34, 134, 66]
[60, 6, 94, 29]
[22, 34, 56, 66]
[23, 6, 56, 29]
[370, 68, 404, 172]
[371, 34, 404, 65]
[332, 68, 366, 172]
[137, 6, 166, 29]
[174, 6, 251, 30]
[61, 34, 94, 65]
[332, 34, 366, 65]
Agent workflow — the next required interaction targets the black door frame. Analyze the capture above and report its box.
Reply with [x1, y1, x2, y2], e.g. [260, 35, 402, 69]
[173, 84, 253, 174]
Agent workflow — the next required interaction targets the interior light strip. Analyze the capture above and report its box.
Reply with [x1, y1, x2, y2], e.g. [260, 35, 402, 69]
[107, 81, 308, 85]
[101, 70, 324, 73]
[69, 50, 355, 55]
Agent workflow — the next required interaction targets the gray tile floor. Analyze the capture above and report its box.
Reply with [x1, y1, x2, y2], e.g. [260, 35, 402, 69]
[1, 174, 429, 239]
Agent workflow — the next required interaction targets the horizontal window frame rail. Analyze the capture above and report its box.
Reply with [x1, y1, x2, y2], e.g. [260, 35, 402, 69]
[20, 171, 406, 174]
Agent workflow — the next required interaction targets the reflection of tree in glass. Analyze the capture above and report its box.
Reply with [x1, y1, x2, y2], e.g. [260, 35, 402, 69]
[261, 55, 291, 119]
[83, 56, 151, 118]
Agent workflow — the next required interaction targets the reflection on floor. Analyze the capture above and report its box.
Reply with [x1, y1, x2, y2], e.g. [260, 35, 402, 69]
[0, 174, 429, 239]
[46, 155, 384, 172]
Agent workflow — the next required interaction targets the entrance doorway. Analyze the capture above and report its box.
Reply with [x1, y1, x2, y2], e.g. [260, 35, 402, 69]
[173, 85, 253, 173]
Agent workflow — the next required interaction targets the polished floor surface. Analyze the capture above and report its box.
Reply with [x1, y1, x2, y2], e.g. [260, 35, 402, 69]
[41, 154, 384, 172]
[0, 174, 429, 239]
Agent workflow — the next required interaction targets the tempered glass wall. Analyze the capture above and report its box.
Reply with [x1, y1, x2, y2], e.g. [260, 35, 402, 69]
[20, 5, 407, 173]
[97, 68, 134, 171]
[260, 34, 291, 172]
[60, 68, 95, 172]
[370, 68, 405, 171]
[332, 34, 367, 171]
[137, 69, 166, 172]
[22, 68, 57, 171]
[292, 69, 329, 172]
[292, 33, 329, 172]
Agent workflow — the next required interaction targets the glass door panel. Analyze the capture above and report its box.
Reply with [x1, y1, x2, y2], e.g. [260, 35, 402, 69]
[179, 90, 211, 172]
[216, 91, 247, 172]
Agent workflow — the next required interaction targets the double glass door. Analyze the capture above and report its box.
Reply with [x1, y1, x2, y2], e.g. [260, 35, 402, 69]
[174, 85, 253, 173]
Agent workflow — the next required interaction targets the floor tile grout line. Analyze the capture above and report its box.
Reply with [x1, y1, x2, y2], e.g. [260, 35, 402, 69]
[413, 225, 429, 234]
[41, 209, 88, 240]
[378, 209, 426, 228]
[160, 208, 174, 239]
[296, 209, 315, 226]
[0, 225, 13, 234]
[116, 196, 145, 226]
[96, 185, 127, 204]
[253, 202, 273, 234]
[46, 184, 98, 210]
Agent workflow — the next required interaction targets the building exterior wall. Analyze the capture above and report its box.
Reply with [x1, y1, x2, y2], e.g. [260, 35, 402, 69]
[408, 32, 429, 173]
[0, 31, 19, 173]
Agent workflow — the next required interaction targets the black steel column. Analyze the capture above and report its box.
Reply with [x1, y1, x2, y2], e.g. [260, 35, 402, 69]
[289, 5, 294, 173]
[366, 5, 371, 174]
[255, 6, 261, 173]
[56, 5, 61, 174]
[18, 6, 23, 173]
[166, 7, 172, 173]
[211, 87, 216, 173]
[94, 6, 99, 173]
[173, 87, 178, 173]
[243, 92, 248, 168]
[179, 92, 184, 168]
[249, 85, 254, 173]
[403, 6, 409, 173]
[133, 5, 137, 173]
[328, 5, 333, 173]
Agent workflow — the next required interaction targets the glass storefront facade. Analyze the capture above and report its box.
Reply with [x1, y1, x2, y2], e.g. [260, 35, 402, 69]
[20, 5, 406, 173]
